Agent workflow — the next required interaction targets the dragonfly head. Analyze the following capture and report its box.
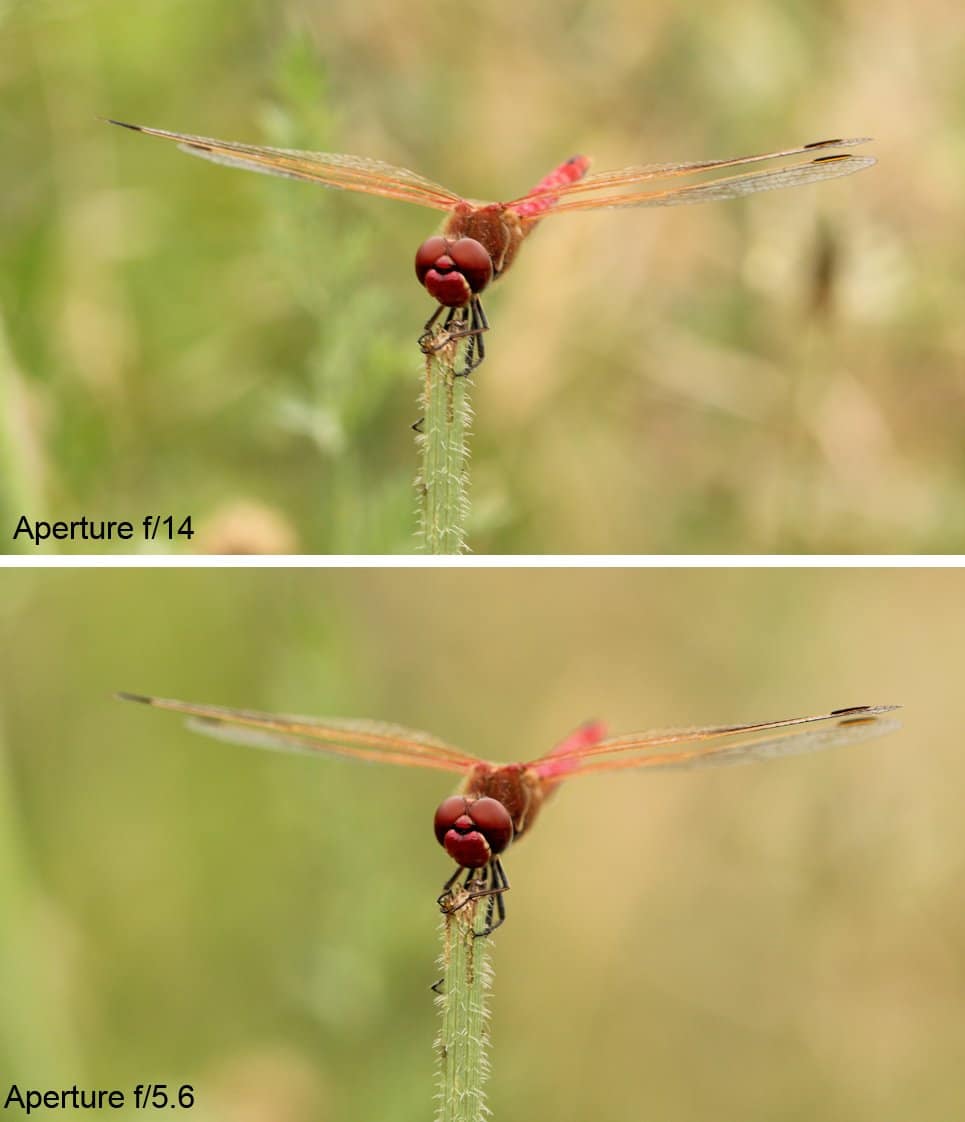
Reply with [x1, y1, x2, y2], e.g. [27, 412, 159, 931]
[415, 236, 493, 308]
[433, 795, 513, 868]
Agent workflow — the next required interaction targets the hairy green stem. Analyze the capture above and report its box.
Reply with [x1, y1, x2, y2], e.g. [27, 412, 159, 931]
[435, 900, 493, 1122]
[417, 339, 472, 554]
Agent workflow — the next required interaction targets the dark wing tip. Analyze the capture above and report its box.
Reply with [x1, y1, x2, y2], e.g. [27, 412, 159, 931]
[803, 136, 873, 149]
[830, 704, 902, 720]
[115, 691, 153, 705]
[102, 118, 144, 132]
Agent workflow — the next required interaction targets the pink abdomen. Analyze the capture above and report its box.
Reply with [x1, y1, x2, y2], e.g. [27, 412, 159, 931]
[513, 155, 590, 219]
[533, 719, 608, 781]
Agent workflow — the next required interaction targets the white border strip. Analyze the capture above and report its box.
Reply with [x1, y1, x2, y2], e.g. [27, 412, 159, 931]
[1, 555, 962, 568]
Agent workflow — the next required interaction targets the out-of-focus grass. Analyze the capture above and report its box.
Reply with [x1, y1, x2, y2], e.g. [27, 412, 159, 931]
[3, 1, 964, 553]
[0, 567, 963, 1120]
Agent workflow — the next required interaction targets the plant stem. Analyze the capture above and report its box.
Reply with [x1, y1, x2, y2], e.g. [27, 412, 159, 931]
[435, 900, 493, 1122]
[417, 339, 472, 554]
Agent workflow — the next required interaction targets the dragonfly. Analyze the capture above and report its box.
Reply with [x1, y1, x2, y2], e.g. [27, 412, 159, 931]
[106, 120, 875, 374]
[118, 693, 899, 935]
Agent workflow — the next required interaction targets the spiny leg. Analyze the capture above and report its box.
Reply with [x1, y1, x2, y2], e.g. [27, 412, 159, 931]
[418, 299, 489, 377]
[437, 865, 464, 909]
[471, 298, 489, 371]
[474, 858, 509, 938]
[419, 304, 445, 347]
[456, 298, 488, 377]
[437, 865, 485, 914]
[438, 862, 508, 928]
[417, 306, 459, 363]
[462, 307, 478, 373]
[480, 864, 498, 934]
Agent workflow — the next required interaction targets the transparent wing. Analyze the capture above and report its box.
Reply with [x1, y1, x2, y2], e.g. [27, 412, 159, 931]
[118, 693, 480, 774]
[105, 120, 464, 212]
[503, 139, 874, 217]
[527, 706, 900, 778]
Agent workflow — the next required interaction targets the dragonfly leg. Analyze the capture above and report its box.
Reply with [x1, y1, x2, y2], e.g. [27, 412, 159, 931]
[418, 306, 458, 353]
[418, 300, 489, 377]
[461, 298, 488, 377]
[437, 864, 465, 908]
[452, 299, 488, 377]
[474, 858, 509, 938]
[438, 861, 510, 934]
[418, 304, 446, 349]
[478, 863, 497, 933]
[438, 862, 508, 929]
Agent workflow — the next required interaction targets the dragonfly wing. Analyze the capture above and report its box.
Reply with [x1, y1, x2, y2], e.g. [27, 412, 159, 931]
[527, 706, 900, 778]
[623, 708, 902, 772]
[106, 121, 463, 212]
[523, 154, 875, 216]
[502, 138, 872, 211]
[117, 693, 478, 773]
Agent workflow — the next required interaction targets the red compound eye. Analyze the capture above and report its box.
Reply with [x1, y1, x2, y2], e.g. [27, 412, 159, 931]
[466, 797, 513, 855]
[415, 236, 493, 307]
[433, 795, 514, 868]
[415, 236, 449, 285]
[434, 796, 469, 846]
[447, 238, 493, 294]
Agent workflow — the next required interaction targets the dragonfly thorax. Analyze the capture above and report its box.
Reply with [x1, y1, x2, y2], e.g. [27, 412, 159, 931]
[415, 236, 493, 308]
[433, 795, 513, 869]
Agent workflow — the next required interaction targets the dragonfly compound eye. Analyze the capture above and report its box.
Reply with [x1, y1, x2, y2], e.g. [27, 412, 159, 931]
[415, 236, 493, 308]
[448, 238, 493, 293]
[433, 795, 514, 868]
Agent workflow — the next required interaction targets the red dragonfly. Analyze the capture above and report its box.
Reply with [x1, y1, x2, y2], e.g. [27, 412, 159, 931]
[119, 693, 899, 934]
[106, 121, 874, 373]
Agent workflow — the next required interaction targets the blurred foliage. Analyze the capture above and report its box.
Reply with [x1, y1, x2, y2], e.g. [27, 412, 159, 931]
[1, 567, 963, 1120]
[2, 0, 964, 553]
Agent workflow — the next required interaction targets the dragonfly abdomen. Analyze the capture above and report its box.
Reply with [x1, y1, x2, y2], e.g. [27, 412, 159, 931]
[513, 155, 591, 220]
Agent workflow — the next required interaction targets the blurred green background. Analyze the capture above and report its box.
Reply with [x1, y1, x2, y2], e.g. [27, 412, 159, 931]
[3, 0, 965, 554]
[0, 566, 961, 1121]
